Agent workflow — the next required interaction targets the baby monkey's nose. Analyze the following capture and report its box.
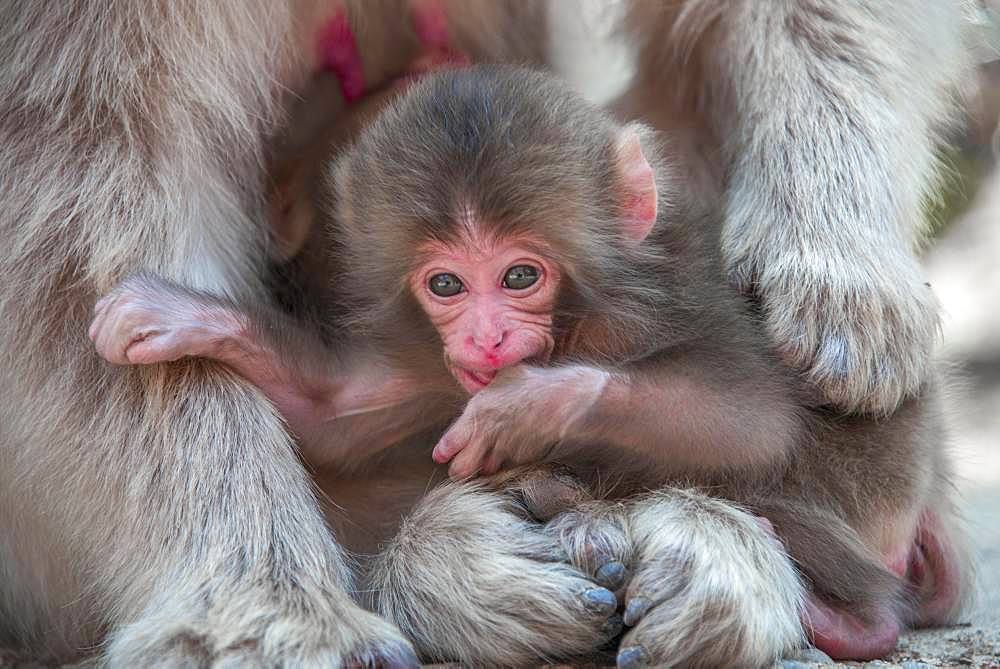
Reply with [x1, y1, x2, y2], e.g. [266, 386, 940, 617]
[471, 328, 505, 353]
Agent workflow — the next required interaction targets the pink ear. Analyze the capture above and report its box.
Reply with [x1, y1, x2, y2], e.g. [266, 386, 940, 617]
[616, 127, 658, 242]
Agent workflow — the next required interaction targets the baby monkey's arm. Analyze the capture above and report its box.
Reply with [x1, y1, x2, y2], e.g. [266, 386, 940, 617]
[89, 274, 420, 446]
[434, 345, 805, 481]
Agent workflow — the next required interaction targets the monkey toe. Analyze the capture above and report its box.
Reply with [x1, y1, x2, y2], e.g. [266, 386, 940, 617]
[616, 644, 649, 669]
[582, 587, 618, 616]
[622, 597, 649, 626]
[545, 502, 632, 595]
[595, 560, 628, 590]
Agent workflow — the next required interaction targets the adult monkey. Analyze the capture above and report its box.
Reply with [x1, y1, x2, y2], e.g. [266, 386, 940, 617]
[0, 1, 972, 667]
[0, 1, 531, 665]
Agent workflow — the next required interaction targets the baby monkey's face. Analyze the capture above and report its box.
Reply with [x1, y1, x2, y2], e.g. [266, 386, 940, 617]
[410, 232, 560, 394]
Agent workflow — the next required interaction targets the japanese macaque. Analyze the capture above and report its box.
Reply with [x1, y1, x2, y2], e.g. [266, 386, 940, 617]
[91, 66, 972, 666]
[0, 0, 973, 667]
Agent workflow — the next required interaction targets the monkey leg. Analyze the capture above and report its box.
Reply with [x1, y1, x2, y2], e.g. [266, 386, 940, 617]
[0, 363, 417, 667]
[616, 489, 805, 668]
[799, 504, 972, 661]
[369, 477, 629, 666]
[0, 1, 421, 659]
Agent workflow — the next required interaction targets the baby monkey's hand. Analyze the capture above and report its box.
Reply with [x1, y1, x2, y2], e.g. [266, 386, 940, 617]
[432, 365, 610, 480]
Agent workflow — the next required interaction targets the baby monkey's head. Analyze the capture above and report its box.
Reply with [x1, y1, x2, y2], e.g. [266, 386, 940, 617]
[330, 66, 667, 394]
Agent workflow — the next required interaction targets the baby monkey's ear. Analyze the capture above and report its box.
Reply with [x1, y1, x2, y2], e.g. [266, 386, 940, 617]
[615, 123, 658, 243]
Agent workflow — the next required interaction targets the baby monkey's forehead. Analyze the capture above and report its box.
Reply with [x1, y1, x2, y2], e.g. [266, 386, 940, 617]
[413, 230, 554, 264]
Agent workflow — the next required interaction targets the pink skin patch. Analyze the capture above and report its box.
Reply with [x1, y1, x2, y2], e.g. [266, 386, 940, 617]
[805, 597, 901, 661]
[410, 0, 451, 49]
[316, 10, 366, 104]
[397, 0, 471, 90]
[410, 233, 559, 396]
[316, 1, 470, 106]
[803, 508, 963, 660]
[615, 129, 658, 241]
[909, 509, 962, 626]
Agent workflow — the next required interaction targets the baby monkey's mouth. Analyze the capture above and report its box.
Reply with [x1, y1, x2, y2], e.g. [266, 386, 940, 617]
[448, 342, 554, 395]
[455, 367, 497, 393]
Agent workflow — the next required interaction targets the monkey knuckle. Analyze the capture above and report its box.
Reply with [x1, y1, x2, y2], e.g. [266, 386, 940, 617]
[546, 506, 632, 581]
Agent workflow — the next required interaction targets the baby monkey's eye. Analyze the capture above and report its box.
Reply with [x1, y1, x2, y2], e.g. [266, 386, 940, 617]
[429, 273, 464, 297]
[502, 264, 540, 290]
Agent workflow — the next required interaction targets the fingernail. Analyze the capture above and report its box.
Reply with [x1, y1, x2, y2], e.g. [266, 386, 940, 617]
[582, 587, 617, 616]
[595, 561, 627, 590]
[617, 645, 648, 669]
[623, 597, 650, 626]
[787, 646, 833, 663]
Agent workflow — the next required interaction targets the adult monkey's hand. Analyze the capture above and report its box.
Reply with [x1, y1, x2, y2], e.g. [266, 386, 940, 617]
[617, 0, 969, 416]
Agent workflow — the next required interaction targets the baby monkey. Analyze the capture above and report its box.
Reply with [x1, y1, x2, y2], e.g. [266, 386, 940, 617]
[90, 66, 969, 662]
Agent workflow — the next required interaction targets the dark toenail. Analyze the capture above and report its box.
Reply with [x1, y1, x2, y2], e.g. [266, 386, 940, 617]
[623, 597, 650, 626]
[617, 645, 648, 669]
[595, 561, 627, 590]
[601, 613, 624, 638]
[583, 587, 617, 615]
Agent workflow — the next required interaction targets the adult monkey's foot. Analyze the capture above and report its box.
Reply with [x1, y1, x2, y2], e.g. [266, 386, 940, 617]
[618, 490, 804, 668]
[370, 478, 627, 666]
[106, 569, 417, 667]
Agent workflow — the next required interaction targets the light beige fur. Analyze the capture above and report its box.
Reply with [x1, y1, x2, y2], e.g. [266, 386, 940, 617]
[618, 0, 974, 415]
[0, 1, 417, 665]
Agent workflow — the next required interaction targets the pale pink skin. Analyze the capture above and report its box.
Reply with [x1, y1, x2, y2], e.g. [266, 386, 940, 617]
[86, 277, 420, 451]
[85, 122, 963, 661]
[792, 508, 963, 661]
[410, 237, 559, 395]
